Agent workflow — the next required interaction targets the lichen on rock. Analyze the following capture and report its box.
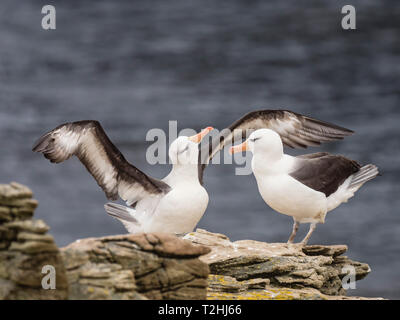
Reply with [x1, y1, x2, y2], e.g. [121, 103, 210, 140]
[0, 183, 382, 300]
[184, 229, 379, 300]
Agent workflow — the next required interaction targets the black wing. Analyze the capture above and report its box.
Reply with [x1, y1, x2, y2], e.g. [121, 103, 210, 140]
[198, 109, 354, 184]
[32, 120, 171, 205]
[290, 153, 361, 197]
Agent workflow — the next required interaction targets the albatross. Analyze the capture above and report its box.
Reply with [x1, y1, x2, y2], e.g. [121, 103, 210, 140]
[229, 128, 379, 245]
[32, 109, 354, 234]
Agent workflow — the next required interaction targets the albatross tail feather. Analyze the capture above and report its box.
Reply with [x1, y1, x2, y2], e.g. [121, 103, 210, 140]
[104, 203, 143, 233]
[349, 164, 380, 190]
[327, 164, 379, 212]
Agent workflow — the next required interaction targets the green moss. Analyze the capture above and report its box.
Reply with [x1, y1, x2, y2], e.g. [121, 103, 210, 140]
[207, 289, 296, 300]
[207, 274, 328, 300]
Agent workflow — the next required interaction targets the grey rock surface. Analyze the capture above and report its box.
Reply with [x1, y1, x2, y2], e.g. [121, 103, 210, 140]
[0, 182, 68, 299]
[184, 229, 381, 300]
[61, 233, 211, 300]
[0, 183, 383, 300]
[0, 182, 211, 300]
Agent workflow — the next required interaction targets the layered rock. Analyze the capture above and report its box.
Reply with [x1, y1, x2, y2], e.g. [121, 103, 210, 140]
[61, 233, 210, 300]
[0, 182, 211, 300]
[0, 182, 382, 300]
[0, 182, 68, 299]
[184, 229, 379, 300]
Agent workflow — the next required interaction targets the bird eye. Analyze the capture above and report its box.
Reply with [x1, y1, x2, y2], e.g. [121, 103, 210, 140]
[250, 137, 260, 142]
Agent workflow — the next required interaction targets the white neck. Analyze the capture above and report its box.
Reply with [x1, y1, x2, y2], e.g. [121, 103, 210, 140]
[251, 146, 298, 179]
[164, 163, 200, 186]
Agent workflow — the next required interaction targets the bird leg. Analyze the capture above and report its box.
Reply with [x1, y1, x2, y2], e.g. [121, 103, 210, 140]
[300, 223, 317, 246]
[287, 220, 300, 244]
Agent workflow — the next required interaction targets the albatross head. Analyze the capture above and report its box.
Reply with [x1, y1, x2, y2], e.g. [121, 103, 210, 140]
[169, 127, 213, 165]
[229, 128, 283, 160]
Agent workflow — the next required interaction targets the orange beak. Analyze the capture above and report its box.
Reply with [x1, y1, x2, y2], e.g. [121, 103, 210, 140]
[229, 141, 249, 154]
[188, 126, 214, 143]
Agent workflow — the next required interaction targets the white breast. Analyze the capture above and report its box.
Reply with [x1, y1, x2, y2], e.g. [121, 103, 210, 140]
[252, 155, 328, 223]
[142, 183, 209, 233]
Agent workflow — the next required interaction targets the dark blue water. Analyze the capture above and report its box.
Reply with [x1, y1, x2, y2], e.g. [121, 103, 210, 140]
[1, 0, 399, 298]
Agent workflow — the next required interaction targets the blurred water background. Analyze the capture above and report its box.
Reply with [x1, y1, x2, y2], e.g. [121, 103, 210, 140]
[0, 0, 399, 298]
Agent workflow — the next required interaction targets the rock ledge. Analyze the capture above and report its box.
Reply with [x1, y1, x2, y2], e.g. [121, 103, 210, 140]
[0, 183, 383, 300]
[184, 229, 381, 300]
[61, 233, 210, 299]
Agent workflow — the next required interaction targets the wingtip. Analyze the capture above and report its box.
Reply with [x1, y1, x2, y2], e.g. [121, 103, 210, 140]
[32, 132, 51, 153]
[32, 141, 43, 153]
[344, 128, 355, 135]
[32, 142, 43, 152]
[104, 202, 115, 210]
[32, 138, 41, 152]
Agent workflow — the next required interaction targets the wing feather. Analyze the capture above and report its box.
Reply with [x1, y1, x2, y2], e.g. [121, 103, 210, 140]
[290, 153, 361, 197]
[32, 120, 170, 204]
[198, 109, 354, 183]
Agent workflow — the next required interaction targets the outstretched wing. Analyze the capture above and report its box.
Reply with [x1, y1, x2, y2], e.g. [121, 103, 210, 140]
[198, 109, 354, 184]
[32, 120, 171, 205]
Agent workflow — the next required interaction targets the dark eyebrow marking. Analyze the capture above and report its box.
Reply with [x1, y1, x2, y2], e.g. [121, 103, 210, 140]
[177, 145, 189, 154]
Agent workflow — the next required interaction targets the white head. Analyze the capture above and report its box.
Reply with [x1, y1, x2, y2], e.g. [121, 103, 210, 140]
[169, 127, 213, 166]
[229, 128, 283, 161]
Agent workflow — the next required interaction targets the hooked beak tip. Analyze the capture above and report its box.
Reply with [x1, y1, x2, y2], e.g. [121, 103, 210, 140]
[189, 126, 214, 143]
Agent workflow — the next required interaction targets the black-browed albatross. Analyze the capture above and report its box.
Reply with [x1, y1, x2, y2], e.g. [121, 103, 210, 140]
[229, 128, 379, 245]
[32, 110, 354, 234]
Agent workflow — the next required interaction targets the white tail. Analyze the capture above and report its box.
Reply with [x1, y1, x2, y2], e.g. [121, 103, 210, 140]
[104, 203, 143, 233]
[327, 164, 379, 212]
[349, 164, 379, 190]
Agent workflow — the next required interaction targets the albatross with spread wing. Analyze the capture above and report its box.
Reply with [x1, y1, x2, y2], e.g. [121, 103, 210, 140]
[229, 128, 379, 245]
[32, 110, 354, 234]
